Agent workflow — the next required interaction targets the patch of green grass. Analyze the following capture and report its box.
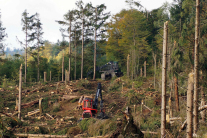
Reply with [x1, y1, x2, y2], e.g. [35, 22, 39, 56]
[70, 98, 79, 103]
[56, 128, 68, 135]
[78, 118, 95, 132]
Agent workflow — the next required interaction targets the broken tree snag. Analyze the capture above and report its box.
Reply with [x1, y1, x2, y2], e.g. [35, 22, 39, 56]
[161, 21, 168, 138]
[78, 96, 84, 105]
[44, 72, 47, 82]
[39, 98, 43, 116]
[187, 72, 193, 138]
[18, 64, 22, 120]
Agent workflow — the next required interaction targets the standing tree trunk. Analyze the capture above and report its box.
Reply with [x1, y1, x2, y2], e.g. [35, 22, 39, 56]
[194, 0, 200, 134]
[127, 54, 130, 78]
[18, 64, 22, 119]
[37, 27, 40, 82]
[74, 29, 77, 80]
[69, 19, 72, 81]
[144, 60, 146, 77]
[93, 7, 97, 80]
[131, 50, 134, 80]
[174, 75, 180, 111]
[81, 12, 84, 80]
[152, 52, 156, 88]
[62, 50, 64, 82]
[50, 71, 51, 81]
[140, 68, 142, 77]
[25, 25, 27, 83]
[187, 72, 194, 138]
[200, 71, 206, 122]
[161, 21, 168, 138]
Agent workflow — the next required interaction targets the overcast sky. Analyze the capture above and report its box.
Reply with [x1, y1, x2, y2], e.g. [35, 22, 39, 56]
[0, 0, 173, 50]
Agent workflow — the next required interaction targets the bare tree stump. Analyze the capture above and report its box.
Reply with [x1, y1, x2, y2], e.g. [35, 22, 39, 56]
[44, 72, 47, 82]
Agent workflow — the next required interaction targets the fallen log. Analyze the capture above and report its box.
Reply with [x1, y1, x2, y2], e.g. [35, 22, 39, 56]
[179, 104, 207, 132]
[46, 113, 54, 120]
[0, 111, 18, 122]
[170, 117, 182, 121]
[141, 131, 158, 135]
[28, 88, 38, 94]
[21, 100, 39, 108]
[61, 95, 78, 101]
[15, 133, 68, 138]
[25, 109, 40, 117]
[142, 104, 153, 112]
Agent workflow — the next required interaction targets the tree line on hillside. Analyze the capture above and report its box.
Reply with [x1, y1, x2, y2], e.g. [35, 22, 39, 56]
[0, 0, 207, 110]
[0, 0, 207, 136]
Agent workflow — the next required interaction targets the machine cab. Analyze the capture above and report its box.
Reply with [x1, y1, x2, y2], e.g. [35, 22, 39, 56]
[82, 97, 97, 119]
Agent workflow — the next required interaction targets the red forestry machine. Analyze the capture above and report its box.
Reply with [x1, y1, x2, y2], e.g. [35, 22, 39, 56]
[81, 83, 106, 119]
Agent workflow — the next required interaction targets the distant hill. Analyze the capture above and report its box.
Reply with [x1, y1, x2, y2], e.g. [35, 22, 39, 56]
[4, 47, 24, 56]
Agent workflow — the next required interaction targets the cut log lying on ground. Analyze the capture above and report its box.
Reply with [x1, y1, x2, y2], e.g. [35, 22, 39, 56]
[142, 104, 153, 112]
[170, 117, 182, 121]
[21, 100, 39, 108]
[15, 134, 68, 138]
[0, 112, 18, 122]
[25, 109, 40, 117]
[28, 88, 38, 94]
[46, 113, 54, 120]
[141, 131, 158, 135]
[61, 95, 78, 101]
[179, 104, 207, 132]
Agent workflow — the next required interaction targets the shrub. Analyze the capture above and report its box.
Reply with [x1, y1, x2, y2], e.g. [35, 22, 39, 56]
[67, 126, 82, 136]
[53, 102, 61, 112]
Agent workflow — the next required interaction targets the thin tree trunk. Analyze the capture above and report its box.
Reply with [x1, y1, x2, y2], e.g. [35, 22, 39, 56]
[50, 71, 51, 81]
[161, 21, 168, 138]
[131, 50, 134, 80]
[140, 68, 142, 77]
[18, 64, 22, 119]
[127, 54, 130, 78]
[25, 25, 27, 83]
[194, 0, 200, 134]
[144, 60, 146, 77]
[170, 81, 173, 117]
[37, 27, 40, 82]
[200, 71, 206, 122]
[93, 7, 97, 80]
[81, 12, 84, 80]
[74, 29, 77, 80]
[69, 19, 71, 81]
[187, 72, 194, 138]
[153, 52, 156, 88]
[62, 50, 64, 82]
[174, 75, 180, 111]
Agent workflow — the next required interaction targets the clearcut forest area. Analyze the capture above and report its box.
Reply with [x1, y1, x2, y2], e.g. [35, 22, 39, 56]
[0, 0, 207, 138]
